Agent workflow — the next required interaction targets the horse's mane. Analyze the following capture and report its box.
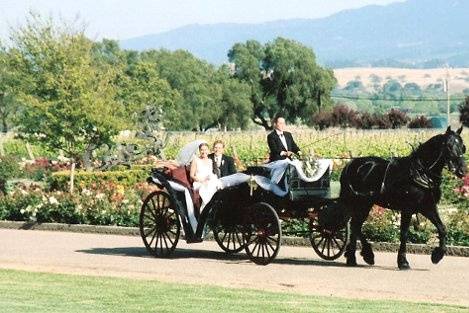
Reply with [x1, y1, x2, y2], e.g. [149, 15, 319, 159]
[411, 133, 446, 159]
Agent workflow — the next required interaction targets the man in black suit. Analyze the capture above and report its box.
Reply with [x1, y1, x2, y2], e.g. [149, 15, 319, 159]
[267, 115, 301, 162]
[208, 140, 237, 178]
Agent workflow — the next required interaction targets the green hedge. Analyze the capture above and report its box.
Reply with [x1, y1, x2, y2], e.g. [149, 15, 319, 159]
[47, 168, 151, 191]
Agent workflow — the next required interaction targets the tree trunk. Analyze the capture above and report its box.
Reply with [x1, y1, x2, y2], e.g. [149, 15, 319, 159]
[252, 114, 272, 130]
[82, 144, 96, 171]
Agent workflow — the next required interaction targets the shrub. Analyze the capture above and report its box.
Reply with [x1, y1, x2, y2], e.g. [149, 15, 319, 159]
[47, 169, 150, 191]
[362, 206, 400, 242]
[0, 156, 22, 193]
[352, 112, 374, 129]
[331, 104, 358, 128]
[446, 210, 469, 246]
[408, 115, 432, 128]
[311, 111, 333, 130]
[386, 109, 409, 129]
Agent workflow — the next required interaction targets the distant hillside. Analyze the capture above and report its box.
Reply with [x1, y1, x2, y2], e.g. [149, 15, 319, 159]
[121, 0, 469, 67]
[334, 67, 469, 93]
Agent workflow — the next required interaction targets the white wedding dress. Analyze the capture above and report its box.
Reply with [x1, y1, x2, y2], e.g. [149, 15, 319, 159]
[192, 158, 221, 210]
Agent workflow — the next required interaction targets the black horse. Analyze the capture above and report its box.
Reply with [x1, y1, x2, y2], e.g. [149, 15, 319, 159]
[339, 126, 466, 269]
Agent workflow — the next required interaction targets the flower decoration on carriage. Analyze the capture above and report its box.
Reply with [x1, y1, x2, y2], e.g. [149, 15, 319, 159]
[301, 153, 320, 178]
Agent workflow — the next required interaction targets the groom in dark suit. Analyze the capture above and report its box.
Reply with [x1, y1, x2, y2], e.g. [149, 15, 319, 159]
[267, 115, 301, 162]
[208, 140, 237, 178]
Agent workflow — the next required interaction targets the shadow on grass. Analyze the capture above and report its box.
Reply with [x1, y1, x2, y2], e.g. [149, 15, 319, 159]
[76, 246, 429, 271]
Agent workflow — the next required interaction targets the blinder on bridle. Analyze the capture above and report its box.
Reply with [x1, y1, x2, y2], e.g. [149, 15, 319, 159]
[444, 126, 467, 178]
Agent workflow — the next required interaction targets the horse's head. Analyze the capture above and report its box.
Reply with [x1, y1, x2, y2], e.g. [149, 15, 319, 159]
[444, 126, 467, 178]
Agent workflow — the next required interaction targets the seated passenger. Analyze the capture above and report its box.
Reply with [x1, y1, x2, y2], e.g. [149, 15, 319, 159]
[190, 143, 221, 210]
[208, 140, 237, 178]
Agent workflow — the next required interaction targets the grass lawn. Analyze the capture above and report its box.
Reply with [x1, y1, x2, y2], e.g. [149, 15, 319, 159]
[0, 269, 466, 313]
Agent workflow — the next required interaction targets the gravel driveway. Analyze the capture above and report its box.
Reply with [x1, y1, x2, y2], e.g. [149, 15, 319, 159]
[0, 229, 467, 306]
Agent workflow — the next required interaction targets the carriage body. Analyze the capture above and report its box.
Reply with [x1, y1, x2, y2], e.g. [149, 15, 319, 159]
[139, 162, 349, 265]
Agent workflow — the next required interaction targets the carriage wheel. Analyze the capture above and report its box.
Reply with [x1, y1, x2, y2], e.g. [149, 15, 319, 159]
[139, 191, 180, 257]
[213, 224, 246, 254]
[309, 217, 348, 261]
[243, 202, 281, 265]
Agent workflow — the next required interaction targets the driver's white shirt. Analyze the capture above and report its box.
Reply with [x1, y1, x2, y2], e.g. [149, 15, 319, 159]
[275, 129, 288, 151]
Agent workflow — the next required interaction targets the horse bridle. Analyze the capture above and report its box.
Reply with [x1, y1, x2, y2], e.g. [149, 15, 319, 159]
[413, 134, 465, 189]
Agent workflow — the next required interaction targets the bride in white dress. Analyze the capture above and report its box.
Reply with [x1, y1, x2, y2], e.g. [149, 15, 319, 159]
[190, 143, 221, 210]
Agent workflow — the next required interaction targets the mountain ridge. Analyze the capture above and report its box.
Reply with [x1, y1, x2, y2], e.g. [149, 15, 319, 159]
[121, 0, 469, 67]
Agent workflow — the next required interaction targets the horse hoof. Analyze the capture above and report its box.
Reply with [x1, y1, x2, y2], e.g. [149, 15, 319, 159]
[398, 262, 411, 270]
[431, 247, 445, 264]
[361, 252, 375, 265]
[361, 245, 375, 265]
[346, 256, 357, 267]
[346, 259, 357, 267]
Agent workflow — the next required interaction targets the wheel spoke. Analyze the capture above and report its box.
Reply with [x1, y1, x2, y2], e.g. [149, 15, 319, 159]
[235, 232, 243, 247]
[265, 237, 276, 252]
[148, 230, 158, 247]
[221, 231, 228, 244]
[318, 238, 327, 254]
[144, 226, 157, 238]
[162, 232, 169, 250]
[163, 231, 175, 246]
[250, 240, 259, 256]
[265, 243, 271, 258]
[155, 232, 160, 254]
[332, 237, 342, 249]
[159, 233, 164, 255]
[144, 212, 156, 222]
[255, 240, 263, 258]
[225, 233, 231, 249]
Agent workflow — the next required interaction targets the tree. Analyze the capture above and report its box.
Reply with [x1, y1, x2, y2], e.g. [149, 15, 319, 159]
[216, 65, 252, 130]
[229, 37, 336, 130]
[0, 44, 23, 132]
[142, 49, 222, 131]
[9, 14, 127, 167]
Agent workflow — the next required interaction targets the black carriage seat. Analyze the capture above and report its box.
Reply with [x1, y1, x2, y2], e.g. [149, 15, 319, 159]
[167, 165, 202, 216]
[286, 164, 331, 201]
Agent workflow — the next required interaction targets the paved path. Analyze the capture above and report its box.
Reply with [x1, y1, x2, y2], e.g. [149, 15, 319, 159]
[0, 229, 468, 306]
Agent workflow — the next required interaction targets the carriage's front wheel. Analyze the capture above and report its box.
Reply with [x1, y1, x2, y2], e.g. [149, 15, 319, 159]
[139, 191, 180, 257]
[243, 202, 281, 265]
[309, 217, 348, 261]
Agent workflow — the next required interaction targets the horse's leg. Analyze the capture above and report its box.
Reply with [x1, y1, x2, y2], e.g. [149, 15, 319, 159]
[344, 214, 359, 266]
[345, 203, 370, 266]
[358, 206, 374, 265]
[397, 210, 412, 270]
[421, 207, 447, 264]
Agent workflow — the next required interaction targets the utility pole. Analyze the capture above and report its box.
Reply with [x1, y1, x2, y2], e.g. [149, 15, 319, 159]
[444, 66, 451, 127]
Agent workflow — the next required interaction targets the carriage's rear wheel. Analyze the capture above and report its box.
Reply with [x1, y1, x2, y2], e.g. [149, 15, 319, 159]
[243, 202, 281, 265]
[213, 224, 246, 254]
[139, 191, 180, 257]
[309, 217, 348, 261]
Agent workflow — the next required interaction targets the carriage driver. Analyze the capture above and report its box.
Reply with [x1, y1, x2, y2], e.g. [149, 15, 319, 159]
[267, 115, 301, 162]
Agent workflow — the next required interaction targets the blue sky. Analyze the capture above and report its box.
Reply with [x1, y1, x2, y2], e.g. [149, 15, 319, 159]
[0, 0, 404, 40]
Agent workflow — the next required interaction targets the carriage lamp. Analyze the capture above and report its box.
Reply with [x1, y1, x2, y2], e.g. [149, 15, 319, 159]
[248, 175, 258, 196]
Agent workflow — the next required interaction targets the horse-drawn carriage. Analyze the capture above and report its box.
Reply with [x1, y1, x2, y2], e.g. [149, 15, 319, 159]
[139, 147, 349, 265]
[139, 127, 467, 269]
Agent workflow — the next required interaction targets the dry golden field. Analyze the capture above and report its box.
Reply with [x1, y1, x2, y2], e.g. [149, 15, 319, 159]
[333, 67, 469, 93]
